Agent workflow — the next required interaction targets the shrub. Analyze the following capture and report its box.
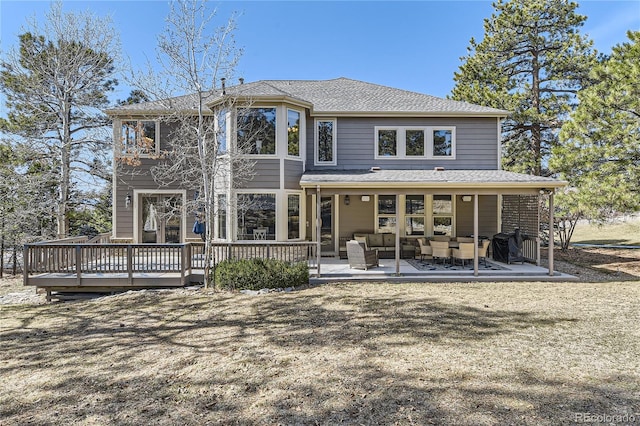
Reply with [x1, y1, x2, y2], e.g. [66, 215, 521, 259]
[213, 258, 309, 291]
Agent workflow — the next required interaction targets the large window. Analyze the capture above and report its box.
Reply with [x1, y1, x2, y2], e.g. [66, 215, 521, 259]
[405, 195, 425, 236]
[236, 108, 276, 155]
[377, 129, 397, 157]
[377, 195, 396, 233]
[287, 194, 300, 239]
[120, 120, 158, 156]
[315, 119, 336, 165]
[433, 195, 453, 236]
[406, 129, 425, 156]
[287, 109, 300, 157]
[237, 193, 276, 240]
[374, 126, 455, 159]
[433, 128, 454, 157]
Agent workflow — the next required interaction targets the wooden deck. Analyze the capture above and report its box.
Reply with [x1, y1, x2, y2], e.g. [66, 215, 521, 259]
[24, 241, 318, 297]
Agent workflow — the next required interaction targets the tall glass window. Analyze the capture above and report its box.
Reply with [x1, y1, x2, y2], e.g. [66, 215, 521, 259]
[236, 108, 276, 155]
[405, 195, 425, 236]
[287, 109, 300, 157]
[377, 195, 396, 233]
[405, 129, 425, 156]
[377, 129, 397, 157]
[287, 194, 300, 239]
[433, 129, 453, 157]
[217, 194, 227, 239]
[316, 119, 336, 164]
[236, 193, 276, 240]
[433, 195, 453, 236]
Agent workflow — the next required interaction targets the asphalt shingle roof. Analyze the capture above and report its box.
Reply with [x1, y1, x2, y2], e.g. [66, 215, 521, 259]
[106, 78, 509, 116]
[300, 169, 565, 187]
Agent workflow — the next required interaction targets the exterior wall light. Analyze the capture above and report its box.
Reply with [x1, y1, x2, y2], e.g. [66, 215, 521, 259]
[462, 195, 472, 202]
[344, 195, 350, 205]
[125, 193, 132, 209]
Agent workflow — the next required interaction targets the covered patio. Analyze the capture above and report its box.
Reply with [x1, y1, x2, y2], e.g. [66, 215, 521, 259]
[301, 168, 567, 277]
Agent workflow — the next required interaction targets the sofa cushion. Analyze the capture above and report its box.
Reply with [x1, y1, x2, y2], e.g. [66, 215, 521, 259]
[368, 233, 384, 247]
[383, 233, 396, 247]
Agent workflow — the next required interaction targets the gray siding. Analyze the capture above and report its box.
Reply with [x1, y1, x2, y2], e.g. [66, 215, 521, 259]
[456, 195, 498, 238]
[239, 159, 280, 189]
[306, 116, 499, 171]
[283, 159, 303, 190]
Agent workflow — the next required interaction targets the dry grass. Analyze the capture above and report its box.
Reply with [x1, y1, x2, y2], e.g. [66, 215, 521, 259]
[1, 280, 639, 425]
[571, 216, 640, 246]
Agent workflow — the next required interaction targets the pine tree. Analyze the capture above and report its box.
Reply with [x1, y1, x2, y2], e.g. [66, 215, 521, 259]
[0, 2, 119, 238]
[551, 31, 640, 220]
[450, 0, 597, 176]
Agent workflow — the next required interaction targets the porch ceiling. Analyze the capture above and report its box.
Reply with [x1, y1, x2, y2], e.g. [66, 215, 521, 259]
[300, 169, 566, 195]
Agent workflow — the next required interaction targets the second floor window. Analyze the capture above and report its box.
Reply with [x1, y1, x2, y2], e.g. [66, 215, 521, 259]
[374, 126, 456, 159]
[120, 120, 158, 156]
[315, 119, 336, 165]
[236, 107, 276, 155]
[287, 109, 300, 157]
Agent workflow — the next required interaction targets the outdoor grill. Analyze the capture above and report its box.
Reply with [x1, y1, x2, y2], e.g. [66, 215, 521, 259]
[492, 229, 526, 264]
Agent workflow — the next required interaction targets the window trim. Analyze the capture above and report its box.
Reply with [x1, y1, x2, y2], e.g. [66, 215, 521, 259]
[118, 119, 160, 158]
[314, 118, 337, 166]
[373, 126, 456, 160]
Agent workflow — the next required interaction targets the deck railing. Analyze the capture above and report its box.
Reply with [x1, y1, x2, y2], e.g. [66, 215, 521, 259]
[23, 241, 318, 287]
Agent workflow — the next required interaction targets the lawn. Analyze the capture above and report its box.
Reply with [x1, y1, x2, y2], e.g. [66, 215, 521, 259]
[570, 216, 640, 246]
[1, 279, 639, 425]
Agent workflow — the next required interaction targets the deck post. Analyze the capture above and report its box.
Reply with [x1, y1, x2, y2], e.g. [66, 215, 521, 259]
[75, 245, 82, 286]
[316, 186, 321, 277]
[180, 244, 186, 285]
[548, 192, 554, 276]
[23, 245, 29, 287]
[395, 194, 400, 275]
[127, 245, 133, 285]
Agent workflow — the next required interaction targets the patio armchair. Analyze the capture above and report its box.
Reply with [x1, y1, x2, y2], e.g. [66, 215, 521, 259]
[346, 240, 379, 270]
[452, 242, 475, 267]
[429, 240, 451, 265]
[417, 238, 432, 261]
[478, 239, 490, 266]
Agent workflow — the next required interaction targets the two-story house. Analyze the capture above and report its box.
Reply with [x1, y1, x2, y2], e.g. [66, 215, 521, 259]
[106, 78, 564, 266]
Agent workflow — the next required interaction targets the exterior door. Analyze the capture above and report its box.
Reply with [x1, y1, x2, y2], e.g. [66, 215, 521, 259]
[141, 194, 182, 243]
[320, 196, 334, 254]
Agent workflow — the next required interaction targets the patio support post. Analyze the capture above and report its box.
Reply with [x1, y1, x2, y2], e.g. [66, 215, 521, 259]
[395, 194, 400, 275]
[316, 185, 321, 277]
[473, 194, 479, 276]
[548, 191, 554, 276]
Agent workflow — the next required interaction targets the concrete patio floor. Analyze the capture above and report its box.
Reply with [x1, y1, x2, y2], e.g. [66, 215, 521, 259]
[310, 257, 577, 283]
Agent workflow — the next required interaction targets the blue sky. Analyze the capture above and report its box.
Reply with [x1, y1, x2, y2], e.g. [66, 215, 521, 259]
[1, 0, 639, 103]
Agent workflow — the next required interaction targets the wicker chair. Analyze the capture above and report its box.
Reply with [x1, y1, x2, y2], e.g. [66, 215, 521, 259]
[417, 238, 433, 261]
[430, 240, 451, 265]
[478, 239, 490, 266]
[452, 242, 475, 267]
[346, 240, 379, 270]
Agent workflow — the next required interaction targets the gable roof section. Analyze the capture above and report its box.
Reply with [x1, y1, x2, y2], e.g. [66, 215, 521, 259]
[106, 78, 509, 117]
[300, 169, 566, 189]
